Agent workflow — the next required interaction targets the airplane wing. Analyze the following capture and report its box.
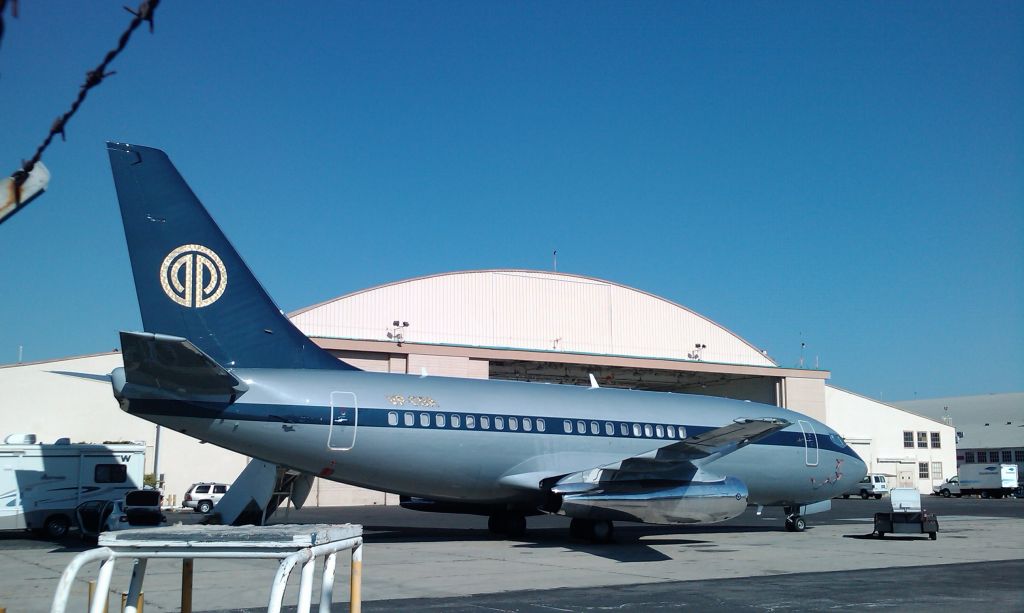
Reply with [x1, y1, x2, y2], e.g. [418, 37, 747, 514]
[550, 417, 791, 493]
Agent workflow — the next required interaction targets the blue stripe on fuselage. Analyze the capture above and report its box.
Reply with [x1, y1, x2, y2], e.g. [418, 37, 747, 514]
[126, 400, 860, 460]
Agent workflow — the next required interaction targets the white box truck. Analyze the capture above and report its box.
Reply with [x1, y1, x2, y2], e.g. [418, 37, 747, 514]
[0, 434, 145, 538]
[932, 464, 1018, 498]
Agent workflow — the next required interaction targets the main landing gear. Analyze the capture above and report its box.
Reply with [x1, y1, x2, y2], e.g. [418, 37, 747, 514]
[487, 512, 526, 538]
[784, 507, 806, 532]
[569, 518, 615, 543]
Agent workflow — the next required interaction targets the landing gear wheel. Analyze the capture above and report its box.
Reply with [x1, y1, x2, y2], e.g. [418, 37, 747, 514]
[197, 500, 213, 514]
[569, 518, 614, 543]
[785, 515, 806, 532]
[45, 515, 70, 539]
[488, 512, 526, 538]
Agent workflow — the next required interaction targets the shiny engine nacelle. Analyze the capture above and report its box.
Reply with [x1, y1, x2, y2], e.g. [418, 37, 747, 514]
[557, 477, 749, 525]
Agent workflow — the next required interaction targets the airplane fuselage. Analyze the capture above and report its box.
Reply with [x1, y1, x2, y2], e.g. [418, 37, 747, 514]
[121, 369, 864, 512]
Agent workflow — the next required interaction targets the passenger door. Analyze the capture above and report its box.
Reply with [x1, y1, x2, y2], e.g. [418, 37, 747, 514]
[328, 391, 358, 451]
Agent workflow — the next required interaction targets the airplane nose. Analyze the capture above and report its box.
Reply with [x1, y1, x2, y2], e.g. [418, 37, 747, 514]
[848, 447, 868, 482]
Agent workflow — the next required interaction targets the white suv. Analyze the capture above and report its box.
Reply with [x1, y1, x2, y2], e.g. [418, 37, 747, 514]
[183, 482, 229, 513]
[843, 474, 889, 499]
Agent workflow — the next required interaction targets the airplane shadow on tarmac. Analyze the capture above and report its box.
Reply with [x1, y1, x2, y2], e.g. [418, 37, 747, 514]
[358, 522, 783, 563]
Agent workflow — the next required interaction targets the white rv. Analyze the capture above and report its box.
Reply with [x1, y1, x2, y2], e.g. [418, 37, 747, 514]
[0, 434, 145, 538]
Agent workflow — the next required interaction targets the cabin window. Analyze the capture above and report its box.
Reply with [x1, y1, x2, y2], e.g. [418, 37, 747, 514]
[632, 424, 642, 437]
[495, 416, 505, 430]
[930, 432, 941, 448]
[917, 432, 928, 448]
[451, 414, 461, 428]
[644, 424, 654, 438]
[678, 426, 687, 438]
[481, 416, 491, 430]
[404, 412, 414, 427]
[523, 417, 533, 431]
[655, 425, 665, 438]
[563, 420, 572, 433]
[666, 425, 676, 438]
[420, 413, 430, 427]
[620, 423, 629, 436]
[537, 418, 546, 432]
[466, 415, 476, 429]
[387, 411, 398, 426]
[605, 422, 614, 436]
[903, 431, 914, 448]
[435, 413, 446, 428]
[509, 417, 518, 431]
[590, 421, 599, 435]
[95, 464, 127, 484]
[577, 421, 586, 434]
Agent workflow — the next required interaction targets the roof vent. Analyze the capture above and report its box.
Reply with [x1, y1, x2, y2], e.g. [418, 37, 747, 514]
[4, 433, 37, 444]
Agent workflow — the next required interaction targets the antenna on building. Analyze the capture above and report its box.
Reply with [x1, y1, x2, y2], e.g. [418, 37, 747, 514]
[799, 341, 806, 368]
[942, 406, 953, 427]
[553, 250, 558, 272]
[17, 345, 23, 363]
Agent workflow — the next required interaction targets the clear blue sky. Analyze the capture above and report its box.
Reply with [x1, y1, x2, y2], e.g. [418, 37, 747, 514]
[1, 2, 1021, 401]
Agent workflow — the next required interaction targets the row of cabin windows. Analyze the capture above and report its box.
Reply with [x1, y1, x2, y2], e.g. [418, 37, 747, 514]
[388, 411, 547, 433]
[561, 420, 687, 440]
[903, 431, 941, 449]
[963, 450, 1024, 464]
[384, 411, 687, 439]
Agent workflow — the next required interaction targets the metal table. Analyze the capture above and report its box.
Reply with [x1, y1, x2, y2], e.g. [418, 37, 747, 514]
[51, 523, 363, 613]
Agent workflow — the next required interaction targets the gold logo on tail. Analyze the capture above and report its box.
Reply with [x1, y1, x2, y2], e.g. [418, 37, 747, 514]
[159, 244, 228, 308]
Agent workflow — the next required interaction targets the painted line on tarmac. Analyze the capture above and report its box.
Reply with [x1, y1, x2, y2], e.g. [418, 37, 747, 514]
[833, 515, 1010, 522]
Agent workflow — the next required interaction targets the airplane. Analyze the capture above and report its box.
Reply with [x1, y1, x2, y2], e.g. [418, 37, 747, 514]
[106, 142, 866, 542]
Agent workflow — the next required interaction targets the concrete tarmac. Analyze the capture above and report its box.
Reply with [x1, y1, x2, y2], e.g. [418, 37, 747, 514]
[1, 498, 1021, 612]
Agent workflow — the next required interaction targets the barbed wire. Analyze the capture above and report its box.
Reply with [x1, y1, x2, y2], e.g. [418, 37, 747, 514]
[4, 0, 160, 217]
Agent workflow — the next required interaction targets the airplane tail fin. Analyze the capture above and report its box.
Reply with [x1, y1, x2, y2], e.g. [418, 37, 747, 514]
[107, 142, 354, 371]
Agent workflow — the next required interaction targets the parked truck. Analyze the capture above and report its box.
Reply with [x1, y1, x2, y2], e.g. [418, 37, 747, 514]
[932, 464, 1018, 499]
[0, 434, 145, 538]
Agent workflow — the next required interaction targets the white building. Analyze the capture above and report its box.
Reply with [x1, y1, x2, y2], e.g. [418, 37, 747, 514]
[0, 270, 955, 501]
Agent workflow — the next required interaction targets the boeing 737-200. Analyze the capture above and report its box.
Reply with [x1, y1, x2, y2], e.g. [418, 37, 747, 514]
[105, 142, 866, 541]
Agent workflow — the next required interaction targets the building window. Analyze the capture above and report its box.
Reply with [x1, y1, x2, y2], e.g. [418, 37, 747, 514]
[931, 462, 942, 480]
[903, 431, 914, 448]
[95, 464, 127, 483]
[930, 432, 941, 448]
[990, 451, 1001, 463]
[965, 451, 975, 463]
[1002, 450, 1012, 463]
[918, 462, 929, 479]
[1015, 450, 1024, 463]
[917, 432, 928, 448]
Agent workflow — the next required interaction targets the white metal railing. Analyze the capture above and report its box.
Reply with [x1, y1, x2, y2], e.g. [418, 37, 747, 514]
[51, 524, 363, 613]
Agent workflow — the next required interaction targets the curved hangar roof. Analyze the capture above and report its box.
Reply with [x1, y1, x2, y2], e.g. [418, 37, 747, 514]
[290, 270, 776, 368]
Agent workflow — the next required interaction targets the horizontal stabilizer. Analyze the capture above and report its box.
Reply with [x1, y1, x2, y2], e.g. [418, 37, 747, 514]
[116, 331, 247, 400]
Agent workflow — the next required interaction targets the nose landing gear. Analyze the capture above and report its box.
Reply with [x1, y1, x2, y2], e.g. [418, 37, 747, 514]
[569, 518, 615, 543]
[783, 507, 806, 532]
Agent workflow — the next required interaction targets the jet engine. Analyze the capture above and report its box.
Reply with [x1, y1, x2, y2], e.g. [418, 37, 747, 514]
[554, 477, 749, 525]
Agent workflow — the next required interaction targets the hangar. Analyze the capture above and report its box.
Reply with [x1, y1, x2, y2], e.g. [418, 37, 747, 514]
[0, 269, 955, 504]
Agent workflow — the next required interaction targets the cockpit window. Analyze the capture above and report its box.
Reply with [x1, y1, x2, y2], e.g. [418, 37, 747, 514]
[829, 433, 847, 449]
